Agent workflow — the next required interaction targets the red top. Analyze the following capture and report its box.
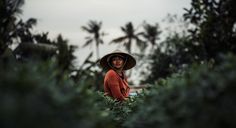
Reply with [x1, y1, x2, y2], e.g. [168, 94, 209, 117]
[104, 69, 130, 101]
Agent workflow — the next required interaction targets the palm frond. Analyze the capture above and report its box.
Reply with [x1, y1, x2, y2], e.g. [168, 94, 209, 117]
[81, 26, 93, 33]
[110, 36, 127, 44]
[85, 36, 92, 40]
[136, 32, 144, 36]
[135, 37, 143, 43]
[135, 38, 147, 51]
[85, 52, 93, 61]
[26, 18, 37, 28]
[82, 38, 93, 47]
[121, 27, 127, 33]
[13, 0, 25, 14]
[80, 52, 93, 68]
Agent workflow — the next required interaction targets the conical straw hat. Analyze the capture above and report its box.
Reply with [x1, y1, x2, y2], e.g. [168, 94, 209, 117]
[100, 50, 136, 70]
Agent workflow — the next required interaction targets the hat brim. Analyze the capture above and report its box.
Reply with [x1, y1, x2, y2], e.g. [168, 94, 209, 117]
[100, 51, 136, 70]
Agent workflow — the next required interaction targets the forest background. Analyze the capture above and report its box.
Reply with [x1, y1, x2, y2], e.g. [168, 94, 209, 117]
[1, 0, 236, 128]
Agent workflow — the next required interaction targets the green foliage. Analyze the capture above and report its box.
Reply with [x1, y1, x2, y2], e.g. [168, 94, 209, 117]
[184, 0, 236, 60]
[56, 34, 77, 73]
[96, 91, 146, 128]
[144, 33, 195, 83]
[0, 0, 28, 53]
[72, 52, 104, 91]
[125, 54, 236, 128]
[0, 59, 147, 128]
[0, 61, 116, 128]
[2, 1, 236, 128]
[146, 0, 236, 82]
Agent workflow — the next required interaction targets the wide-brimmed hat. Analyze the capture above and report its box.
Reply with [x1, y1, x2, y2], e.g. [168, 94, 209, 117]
[100, 50, 136, 70]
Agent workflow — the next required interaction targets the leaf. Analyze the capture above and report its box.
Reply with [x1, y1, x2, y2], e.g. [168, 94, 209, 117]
[81, 26, 93, 33]
[82, 39, 93, 47]
[110, 36, 127, 44]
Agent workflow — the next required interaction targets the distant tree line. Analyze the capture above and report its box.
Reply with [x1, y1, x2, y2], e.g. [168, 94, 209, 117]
[1, 0, 236, 128]
[1, 0, 235, 86]
[144, 0, 236, 83]
[0, 0, 164, 88]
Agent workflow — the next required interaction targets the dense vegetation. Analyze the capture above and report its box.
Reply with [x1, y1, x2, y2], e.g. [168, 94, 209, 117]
[125, 54, 236, 128]
[0, 0, 236, 128]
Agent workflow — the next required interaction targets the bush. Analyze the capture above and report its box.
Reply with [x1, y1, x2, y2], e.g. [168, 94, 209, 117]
[125, 54, 236, 128]
[98, 92, 145, 128]
[0, 61, 116, 128]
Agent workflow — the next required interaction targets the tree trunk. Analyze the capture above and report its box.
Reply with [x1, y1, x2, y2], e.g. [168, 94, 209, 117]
[127, 38, 132, 53]
[95, 39, 100, 60]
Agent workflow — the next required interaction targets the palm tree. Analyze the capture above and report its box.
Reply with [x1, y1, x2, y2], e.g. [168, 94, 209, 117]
[0, 0, 25, 55]
[15, 18, 37, 43]
[81, 20, 104, 60]
[34, 32, 54, 44]
[57, 35, 77, 72]
[141, 22, 162, 51]
[110, 22, 143, 53]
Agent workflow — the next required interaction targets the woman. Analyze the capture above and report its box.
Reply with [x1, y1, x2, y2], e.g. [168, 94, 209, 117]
[100, 50, 136, 101]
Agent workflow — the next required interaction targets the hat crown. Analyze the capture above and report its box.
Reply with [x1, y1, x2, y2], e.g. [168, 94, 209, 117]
[111, 49, 126, 54]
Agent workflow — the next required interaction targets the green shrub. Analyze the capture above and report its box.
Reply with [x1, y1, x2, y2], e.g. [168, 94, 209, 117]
[0, 61, 116, 128]
[125, 54, 236, 128]
[96, 91, 146, 128]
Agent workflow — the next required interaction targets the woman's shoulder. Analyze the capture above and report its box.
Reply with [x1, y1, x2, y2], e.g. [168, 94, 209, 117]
[105, 69, 120, 82]
[105, 69, 120, 78]
[106, 69, 116, 76]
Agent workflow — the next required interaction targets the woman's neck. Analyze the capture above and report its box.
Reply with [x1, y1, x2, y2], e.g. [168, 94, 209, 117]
[113, 69, 122, 75]
[114, 69, 125, 79]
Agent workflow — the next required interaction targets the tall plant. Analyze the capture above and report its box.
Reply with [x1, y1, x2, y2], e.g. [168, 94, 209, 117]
[0, 0, 25, 54]
[81, 20, 104, 60]
[56, 34, 77, 73]
[140, 22, 162, 52]
[184, 0, 236, 61]
[111, 22, 143, 53]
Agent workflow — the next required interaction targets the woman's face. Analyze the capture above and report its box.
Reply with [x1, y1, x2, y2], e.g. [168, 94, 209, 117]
[111, 56, 124, 69]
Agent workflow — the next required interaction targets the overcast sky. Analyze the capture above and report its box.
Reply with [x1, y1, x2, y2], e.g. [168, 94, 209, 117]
[22, 0, 191, 65]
